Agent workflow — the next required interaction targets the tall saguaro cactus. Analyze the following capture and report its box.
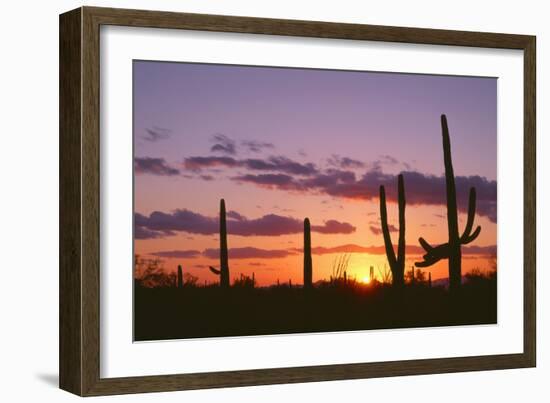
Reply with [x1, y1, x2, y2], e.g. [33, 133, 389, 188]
[177, 265, 183, 289]
[415, 115, 481, 290]
[219, 199, 230, 288]
[209, 199, 231, 288]
[303, 217, 313, 288]
[379, 174, 406, 287]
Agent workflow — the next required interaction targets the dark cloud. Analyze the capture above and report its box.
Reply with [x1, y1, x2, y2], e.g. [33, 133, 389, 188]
[232, 173, 298, 190]
[231, 214, 303, 236]
[136, 210, 217, 238]
[134, 226, 175, 240]
[293, 243, 496, 256]
[231, 168, 497, 223]
[369, 224, 398, 235]
[302, 169, 356, 187]
[226, 210, 246, 221]
[151, 250, 202, 258]
[135, 209, 356, 238]
[327, 154, 365, 169]
[244, 156, 317, 176]
[134, 213, 178, 239]
[232, 169, 356, 192]
[135, 157, 180, 176]
[312, 220, 356, 234]
[368, 154, 405, 171]
[203, 247, 296, 259]
[143, 126, 171, 142]
[210, 133, 236, 155]
[241, 140, 275, 153]
[184, 155, 317, 176]
[184, 156, 240, 171]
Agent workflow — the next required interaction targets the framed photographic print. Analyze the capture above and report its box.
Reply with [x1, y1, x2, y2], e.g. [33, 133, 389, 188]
[59, 6, 536, 396]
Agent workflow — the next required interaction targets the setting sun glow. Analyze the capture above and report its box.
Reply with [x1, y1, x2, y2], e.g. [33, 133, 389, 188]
[361, 276, 371, 284]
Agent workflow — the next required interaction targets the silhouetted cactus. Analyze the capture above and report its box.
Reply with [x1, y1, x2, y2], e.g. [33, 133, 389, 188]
[428, 272, 432, 288]
[415, 115, 481, 290]
[208, 199, 231, 288]
[379, 174, 406, 286]
[219, 199, 230, 288]
[177, 265, 183, 289]
[303, 217, 313, 288]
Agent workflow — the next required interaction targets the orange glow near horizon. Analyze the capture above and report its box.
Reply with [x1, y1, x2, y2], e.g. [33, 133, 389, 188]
[134, 200, 497, 287]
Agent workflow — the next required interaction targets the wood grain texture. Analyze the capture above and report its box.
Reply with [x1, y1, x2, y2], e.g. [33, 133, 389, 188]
[59, 8, 82, 396]
[59, 6, 537, 396]
[523, 38, 536, 367]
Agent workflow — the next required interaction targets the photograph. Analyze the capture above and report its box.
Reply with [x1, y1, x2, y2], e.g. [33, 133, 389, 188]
[133, 61, 498, 341]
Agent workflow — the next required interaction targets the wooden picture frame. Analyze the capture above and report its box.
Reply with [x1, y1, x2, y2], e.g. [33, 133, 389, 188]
[59, 6, 536, 396]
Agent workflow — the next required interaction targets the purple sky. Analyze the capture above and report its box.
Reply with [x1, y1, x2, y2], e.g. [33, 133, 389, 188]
[134, 61, 496, 180]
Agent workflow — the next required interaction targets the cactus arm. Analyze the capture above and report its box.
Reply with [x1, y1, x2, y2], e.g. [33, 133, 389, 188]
[379, 185, 397, 269]
[419, 237, 434, 253]
[416, 252, 442, 267]
[462, 226, 481, 244]
[425, 243, 450, 260]
[460, 188, 477, 239]
[460, 187, 482, 244]
[416, 241, 450, 267]
[209, 266, 221, 275]
[415, 258, 437, 268]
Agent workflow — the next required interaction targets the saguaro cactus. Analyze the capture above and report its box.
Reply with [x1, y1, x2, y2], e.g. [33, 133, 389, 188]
[379, 174, 406, 286]
[219, 199, 230, 288]
[209, 199, 231, 288]
[177, 265, 183, 289]
[303, 217, 313, 288]
[415, 115, 481, 290]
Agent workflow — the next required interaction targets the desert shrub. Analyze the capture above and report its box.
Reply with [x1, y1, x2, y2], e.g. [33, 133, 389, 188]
[134, 255, 176, 288]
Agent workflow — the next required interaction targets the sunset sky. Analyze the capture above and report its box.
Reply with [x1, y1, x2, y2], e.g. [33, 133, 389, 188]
[133, 60, 497, 286]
